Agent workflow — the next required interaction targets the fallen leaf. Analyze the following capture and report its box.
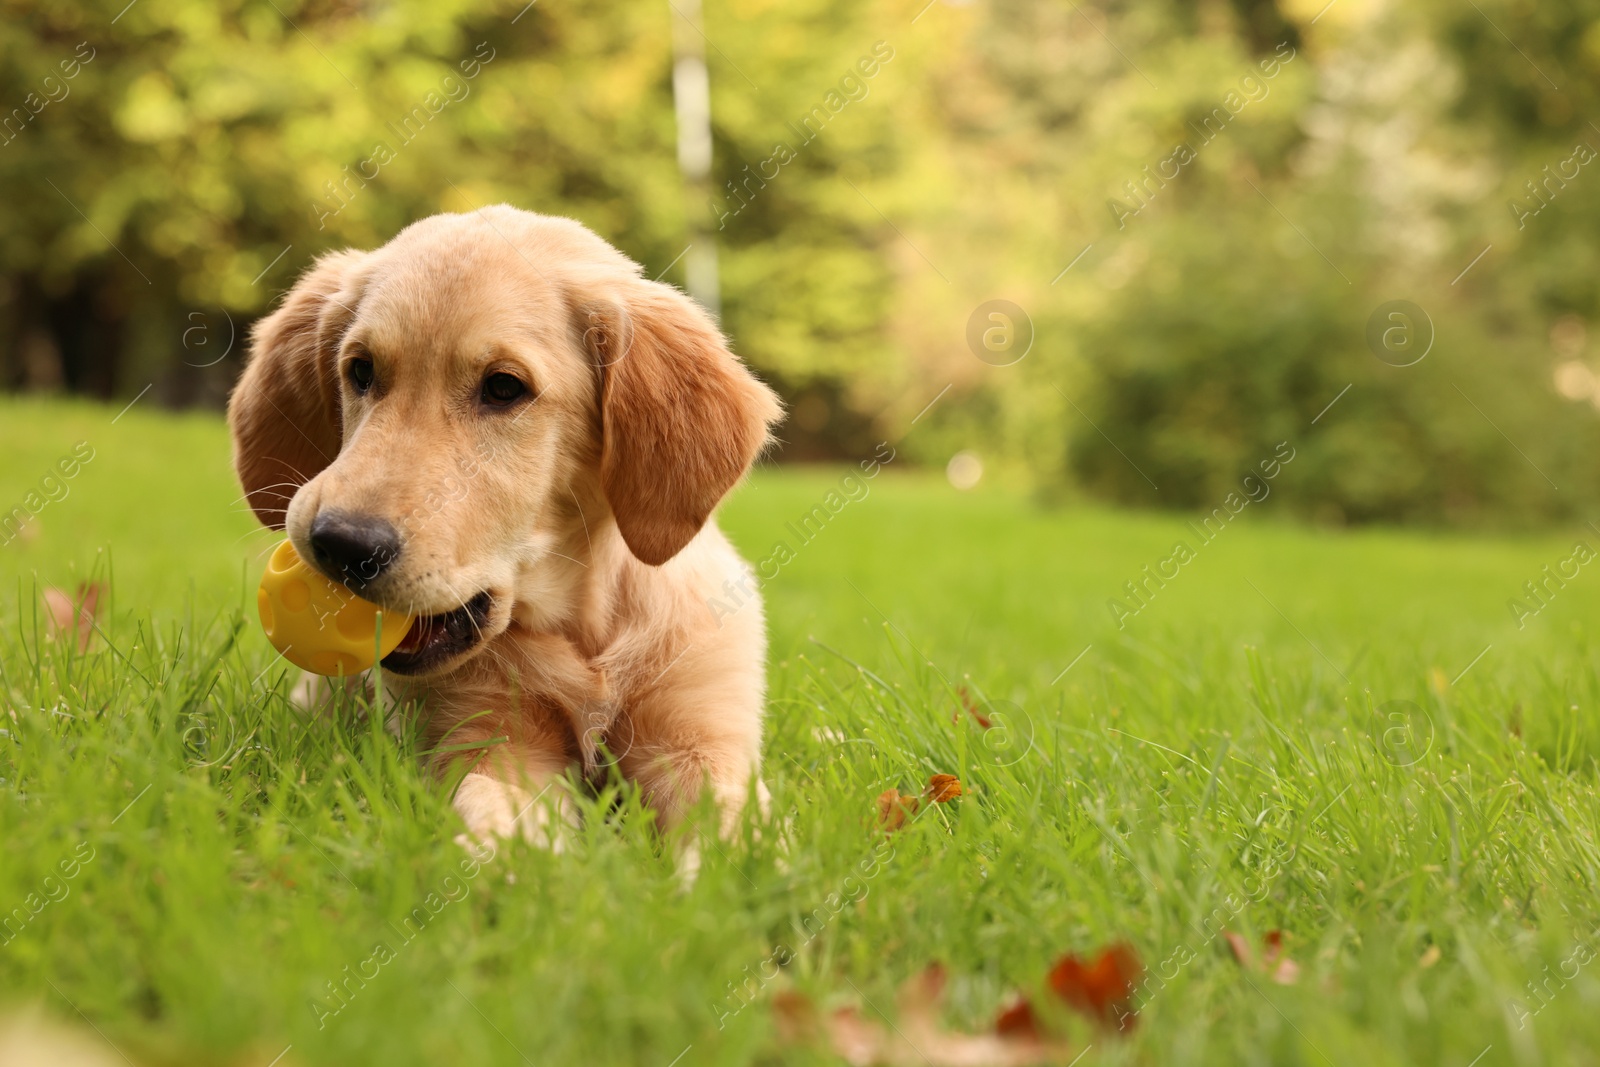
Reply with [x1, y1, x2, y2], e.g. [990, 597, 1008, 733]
[1222, 930, 1253, 968]
[876, 788, 919, 831]
[926, 774, 964, 803]
[779, 967, 1071, 1066]
[43, 582, 105, 653]
[1261, 931, 1300, 984]
[1271, 957, 1301, 984]
[0, 1009, 133, 1067]
[1225, 930, 1300, 985]
[1419, 944, 1442, 969]
[41, 589, 73, 633]
[898, 961, 949, 1016]
[1262, 930, 1284, 958]
[771, 992, 825, 1047]
[955, 686, 993, 729]
[992, 996, 1040, 1040]
[1047, 943, 1143, 1029]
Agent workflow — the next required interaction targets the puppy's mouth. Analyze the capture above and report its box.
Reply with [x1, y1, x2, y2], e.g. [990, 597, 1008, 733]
[380, 591, 495, 676]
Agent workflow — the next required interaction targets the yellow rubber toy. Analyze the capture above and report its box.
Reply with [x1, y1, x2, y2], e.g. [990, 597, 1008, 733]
[256, 539, 415, 676]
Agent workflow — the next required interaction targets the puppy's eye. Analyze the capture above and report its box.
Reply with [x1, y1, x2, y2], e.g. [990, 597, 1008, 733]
[347, 357, 375, 394]
[481, 372, 529, 408]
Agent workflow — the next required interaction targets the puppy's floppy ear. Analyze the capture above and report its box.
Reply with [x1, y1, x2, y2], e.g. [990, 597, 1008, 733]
[584, 281, 783, 566]
[228, 250, 368, 529]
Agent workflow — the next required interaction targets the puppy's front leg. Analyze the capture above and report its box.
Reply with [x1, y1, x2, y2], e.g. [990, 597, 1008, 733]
[614, 686, 766, 839]
[427, 703, 580, 849]
[452, 769, 576, 850]
[411, 637, 602, 848]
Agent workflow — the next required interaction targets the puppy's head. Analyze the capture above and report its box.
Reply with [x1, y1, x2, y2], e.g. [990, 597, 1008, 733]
[229, 206, 781, 676]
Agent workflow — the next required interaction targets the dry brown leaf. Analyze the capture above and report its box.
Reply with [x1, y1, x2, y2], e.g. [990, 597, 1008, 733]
[876, 788, 919, 831]
[1047, 943, 1143, 1029]
[992, 996, 1040, 1040]
[0, 1008, 135, 1067]
[955, 686, 993, 729]
[43, 582, 105, 653]
[771, 990, 817, 1041]
[1222, 930, 1253, 968]
[779, 967, 1071, 1067]
[878, 775, 961, 831]
[1225, 930, 1300, 985]
[991, 943, 1146, 1040]
[1269, 956, 1301, 985]
[1419, 944, 1442, 969]
[1260, 930, 1300, 984]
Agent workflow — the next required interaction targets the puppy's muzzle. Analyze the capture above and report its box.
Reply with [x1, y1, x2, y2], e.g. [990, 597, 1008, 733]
[309, 508, 401, 590]
[381, 590, 496, 676]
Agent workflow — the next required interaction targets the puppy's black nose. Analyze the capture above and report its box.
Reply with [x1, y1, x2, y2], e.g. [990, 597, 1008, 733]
[309, 510, 401, 586]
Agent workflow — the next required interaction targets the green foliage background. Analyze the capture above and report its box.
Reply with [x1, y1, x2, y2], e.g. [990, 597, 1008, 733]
[3, 0, 1598, 525]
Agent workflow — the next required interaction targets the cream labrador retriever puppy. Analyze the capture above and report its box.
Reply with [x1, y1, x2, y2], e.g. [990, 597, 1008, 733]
[229, 205, 782, 844]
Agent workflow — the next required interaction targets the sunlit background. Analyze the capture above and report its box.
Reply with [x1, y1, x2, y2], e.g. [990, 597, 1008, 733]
[4, 0, 1596, 528]
[11, 6, 1600, 1066]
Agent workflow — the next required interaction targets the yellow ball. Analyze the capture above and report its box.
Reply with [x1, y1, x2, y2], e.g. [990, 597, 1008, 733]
[256, 539, 414, 676]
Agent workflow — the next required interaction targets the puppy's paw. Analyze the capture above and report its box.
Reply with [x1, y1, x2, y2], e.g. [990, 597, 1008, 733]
[676, 838, 703, 888]
[288, 670, 370, 716]
[452, 772, 568, 851]
[711, 776, 772, 841]
[754, 777, 772, 822]
[289, 670, 331, 712]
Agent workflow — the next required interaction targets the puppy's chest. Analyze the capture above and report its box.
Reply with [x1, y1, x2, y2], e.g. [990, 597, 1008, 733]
[401, 628, 646, 777]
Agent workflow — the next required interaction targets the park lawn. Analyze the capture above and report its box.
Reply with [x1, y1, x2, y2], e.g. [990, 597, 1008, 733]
[2, 394, 1600, 1066]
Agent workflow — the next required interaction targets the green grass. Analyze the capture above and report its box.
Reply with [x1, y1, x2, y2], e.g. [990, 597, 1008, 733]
[3, 395, 1600, 1066]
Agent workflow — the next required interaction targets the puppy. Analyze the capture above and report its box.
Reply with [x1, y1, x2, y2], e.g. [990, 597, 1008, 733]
[229, 206, 782, 844]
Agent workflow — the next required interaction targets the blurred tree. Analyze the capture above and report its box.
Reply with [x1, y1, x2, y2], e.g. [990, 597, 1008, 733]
[701, 0, 916, 457]
[0, 0, 688, 402]
[5, 0, 1600, 525]
[900, 0, 1600, 526]
[0, 0, 914, 455]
